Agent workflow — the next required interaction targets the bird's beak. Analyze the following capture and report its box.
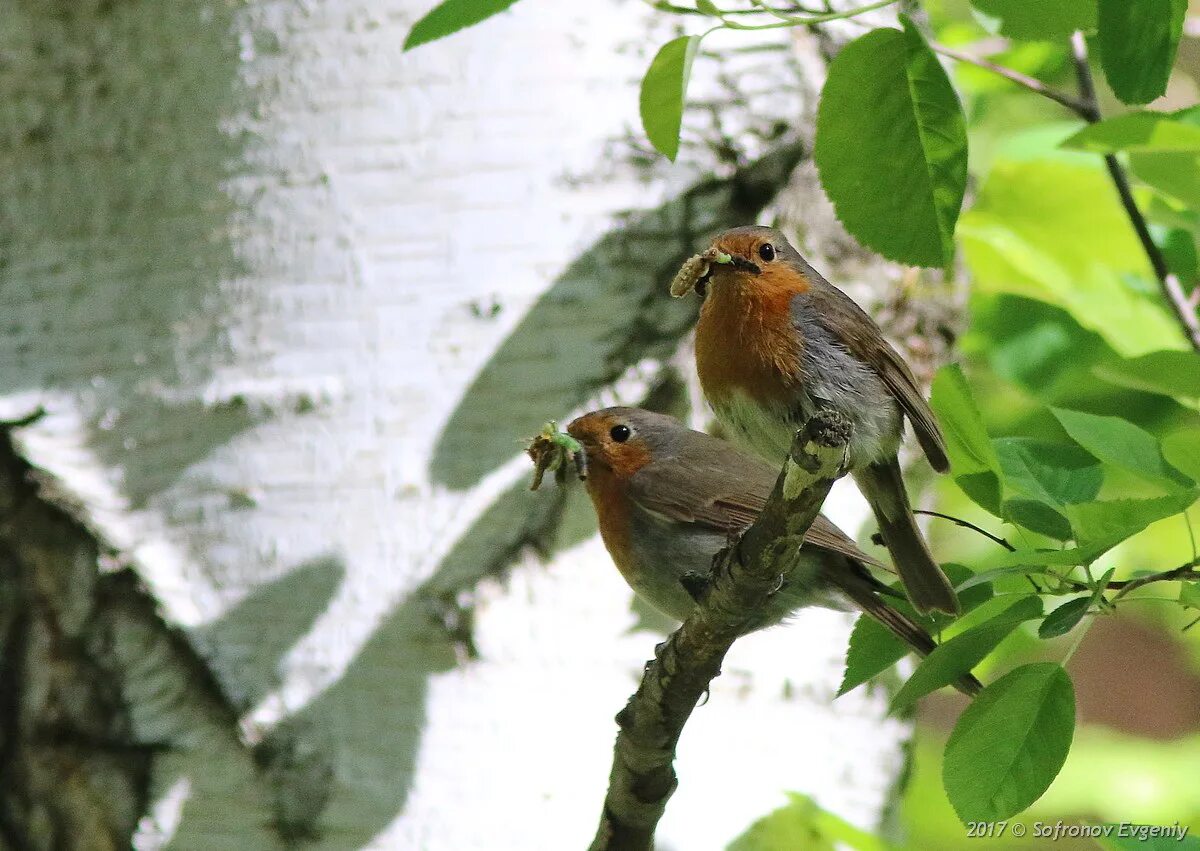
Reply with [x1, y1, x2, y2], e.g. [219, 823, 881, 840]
[698, 253, 759, 294]
[727, 255, 761, 275]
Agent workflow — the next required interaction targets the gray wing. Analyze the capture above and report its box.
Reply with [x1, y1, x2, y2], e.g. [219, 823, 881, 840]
[789, 266, 950, 473]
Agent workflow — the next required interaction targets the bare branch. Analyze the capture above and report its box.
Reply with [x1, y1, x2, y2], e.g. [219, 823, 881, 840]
[929, 42, 1092, 118]
[1069, 31, 1200, 352]
[588, 411, 852, 851]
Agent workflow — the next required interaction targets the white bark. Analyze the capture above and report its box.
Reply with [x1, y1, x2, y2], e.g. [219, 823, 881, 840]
[0, 1, 912, 848]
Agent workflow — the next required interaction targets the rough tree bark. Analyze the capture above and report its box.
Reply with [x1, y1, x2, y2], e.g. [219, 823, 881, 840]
[0, 1, 925, 848]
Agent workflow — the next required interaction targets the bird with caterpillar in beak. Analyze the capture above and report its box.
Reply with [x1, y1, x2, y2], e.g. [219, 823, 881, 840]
[678, 225, 960, 615]
[564, 407, 980, 696]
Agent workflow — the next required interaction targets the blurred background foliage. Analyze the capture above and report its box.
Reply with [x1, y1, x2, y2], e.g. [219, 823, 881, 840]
[898, 0, 1200, 845]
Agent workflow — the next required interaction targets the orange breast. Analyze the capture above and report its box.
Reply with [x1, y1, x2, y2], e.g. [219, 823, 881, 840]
[695, 269, 805, 406]
[584, 466, 639, 582]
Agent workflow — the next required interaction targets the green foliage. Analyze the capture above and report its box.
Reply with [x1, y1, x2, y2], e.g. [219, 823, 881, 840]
[960, 159, 1185, 357]
[839, 610, 911, 697]
[840, 565, 993, 697]
[968, 0, 1096, 40]
[931, 364, 1004, 515]
[1051, 407, 1191, 489]
[403, 0, 523, 50]
[814, 17, 967, 267]
[728, 793, 886, 851]
[1093, 351, 1200, 403]
[1162, 428, 1200, 482]
[943, 663, 1076, 821]
[891, 596, 1042, 710]
[1037, 596, 1090, 638]
[1096, 0, 1187, 105]
[640, 36, 702, 162]
[1063, 112, 1200, 153]
[995, 437, 1102, 538]
[1065, 492, 1200, 554]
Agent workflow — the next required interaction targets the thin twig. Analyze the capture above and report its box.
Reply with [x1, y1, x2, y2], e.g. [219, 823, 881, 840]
[588, 412, 853, 851]
[1109, 560, 1200, 600]
[929, 42, 1092, 118]
[914, 508, 1016, 552]
[1069, 31, 1200, 352]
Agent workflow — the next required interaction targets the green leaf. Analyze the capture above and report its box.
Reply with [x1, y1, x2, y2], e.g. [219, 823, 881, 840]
[959, 159, 1187, 356]
[1038, 596, 1090, 638]
[729, 793, 886, 851]
[1062, 112, 1200, 153]
[403, 0, 523, 50]
[969, 0, 1096, 40]
[891, 596, 1042, 710]
[1180, 581, 1200, 609]
[1093, 350, 1200, 404]
[1131, 151, 1200, 210]
[1066, 492, 1200, 551]
[943, 662, 1076, 821]
[956, 564, 1055, 592]
[640, 36, 702, 162]
[1004, 498, 1073, 540]
[931, 364, 1004, 515]
[839, 613, 910, 697]
[1052, 408, 1190, 488]
[814, 18, 967, 267]
[840, 566, 991, 697]
[1044, 568, 1117, 639]
[1156, 226, 1200, 284]
[995, 437, 1104, 539]
[946, 562, 996, 614]
[1162, 429, 1200, 483]
[994, 438, 1103, 506]
[1097, 0, 1187, 105]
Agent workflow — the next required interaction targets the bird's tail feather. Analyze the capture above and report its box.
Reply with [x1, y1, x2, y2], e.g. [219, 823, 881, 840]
[828, 562, 981, 697]
[855, 459, 960, 616]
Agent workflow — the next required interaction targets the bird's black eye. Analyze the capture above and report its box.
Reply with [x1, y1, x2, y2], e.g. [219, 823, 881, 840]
[758, 243, 776, 262]
[609, 424, 631, 443]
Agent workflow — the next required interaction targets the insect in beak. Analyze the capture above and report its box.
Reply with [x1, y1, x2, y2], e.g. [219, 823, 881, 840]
[526, 422, 587, 490]
[728, 255, 761, 275]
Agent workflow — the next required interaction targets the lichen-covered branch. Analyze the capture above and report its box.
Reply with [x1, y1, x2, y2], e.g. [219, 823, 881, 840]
[588, 411, 853, 851]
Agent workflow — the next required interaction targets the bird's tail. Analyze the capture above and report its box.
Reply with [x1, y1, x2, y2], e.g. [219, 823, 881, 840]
[828, 561, 981, 697]
[854, 459, 960, 615]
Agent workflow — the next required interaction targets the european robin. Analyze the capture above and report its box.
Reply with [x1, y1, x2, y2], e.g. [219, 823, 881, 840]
[566, 407, 980, 696]
[680, 225, 959, 615]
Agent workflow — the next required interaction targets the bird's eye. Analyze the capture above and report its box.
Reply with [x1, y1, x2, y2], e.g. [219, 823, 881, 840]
[758, 243, 776, 262]
[609, 424, 631, 443]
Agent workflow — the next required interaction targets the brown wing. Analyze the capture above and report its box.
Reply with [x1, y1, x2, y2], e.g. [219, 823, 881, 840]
[627, 430, 886, 569]
[626, 442, 774, 533]
[796, 266, 950, 473]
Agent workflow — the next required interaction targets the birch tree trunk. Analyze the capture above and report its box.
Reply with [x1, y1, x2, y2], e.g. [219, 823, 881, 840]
[0, 1, 917, 848]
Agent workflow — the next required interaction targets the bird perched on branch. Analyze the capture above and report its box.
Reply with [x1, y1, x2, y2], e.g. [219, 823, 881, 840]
[564, 407, 979, 696]
[677, 225, 959, 615]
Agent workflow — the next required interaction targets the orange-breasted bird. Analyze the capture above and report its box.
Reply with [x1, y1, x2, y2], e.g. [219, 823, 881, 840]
[567, 407, 980, 696]
[681, 225, 959, 615]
